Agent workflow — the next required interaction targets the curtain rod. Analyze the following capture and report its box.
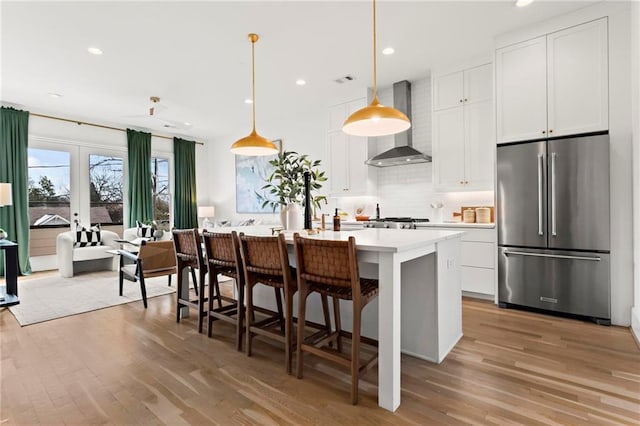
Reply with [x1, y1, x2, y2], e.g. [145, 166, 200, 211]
[30, 112, 204, 146]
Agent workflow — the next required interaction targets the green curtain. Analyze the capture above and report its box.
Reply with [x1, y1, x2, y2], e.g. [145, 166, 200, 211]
[0, 107, 32, 276]
[126, 129, 153, 227]
[173, 137, 198, 229]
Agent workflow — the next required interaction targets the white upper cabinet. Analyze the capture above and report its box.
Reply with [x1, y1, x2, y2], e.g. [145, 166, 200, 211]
[496, 36, 548, 143]
[433, 63, 494, 191]
[327, 98, 376, 196]
[433, 72, 464, 110]
[547, 19, 608, 137]
[496, 18, 608, 144]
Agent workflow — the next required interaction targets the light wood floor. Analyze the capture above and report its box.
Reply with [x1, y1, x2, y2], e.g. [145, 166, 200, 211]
[1, 276, 639, 425]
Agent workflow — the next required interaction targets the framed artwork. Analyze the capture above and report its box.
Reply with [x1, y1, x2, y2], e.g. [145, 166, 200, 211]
[235, 139, 282, 213]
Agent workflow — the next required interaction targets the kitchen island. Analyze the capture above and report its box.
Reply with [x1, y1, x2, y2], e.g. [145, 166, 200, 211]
[203, 226, 464, 412]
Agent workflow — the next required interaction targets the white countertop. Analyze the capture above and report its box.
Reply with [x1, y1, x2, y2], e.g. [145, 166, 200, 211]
[214, 226, 464, 253]
[416, 222, 495, 229]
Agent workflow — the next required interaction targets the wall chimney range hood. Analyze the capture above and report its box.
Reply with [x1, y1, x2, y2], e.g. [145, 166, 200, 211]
[365, 80, 432, 167]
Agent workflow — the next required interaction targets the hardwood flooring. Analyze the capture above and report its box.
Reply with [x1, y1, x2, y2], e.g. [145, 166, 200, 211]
[1, 277, 639, 425]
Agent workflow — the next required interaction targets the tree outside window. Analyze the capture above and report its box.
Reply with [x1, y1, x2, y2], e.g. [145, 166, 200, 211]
[151, 157, 170, 231]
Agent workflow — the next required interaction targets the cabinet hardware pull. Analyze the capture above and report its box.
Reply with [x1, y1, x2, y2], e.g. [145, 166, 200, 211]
[464, 98, 468, 102]
[542, 130, 546, 134]
[549, 129, 554, 133]
[459, 181, 464, 184]
[537, 153, 544, 236]
[504, 251, 600, 262]
[551, 152, 557, 237]
[465, 181, 469, 184]
[459, 99, 463, 103]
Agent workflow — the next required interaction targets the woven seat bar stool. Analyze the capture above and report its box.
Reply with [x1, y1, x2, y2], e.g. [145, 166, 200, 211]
[293, 234, 379, 405]
[172, 228, 208, 333]
[238, 233, 300, 373]
[202, 230, 245, 351]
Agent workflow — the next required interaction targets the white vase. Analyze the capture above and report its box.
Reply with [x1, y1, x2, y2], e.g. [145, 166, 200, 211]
[286, 204, 303, 230]
[279, 206, 288, 230]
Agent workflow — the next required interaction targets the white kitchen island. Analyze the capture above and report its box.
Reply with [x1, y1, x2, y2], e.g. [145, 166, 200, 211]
[207, 227, 464, 412]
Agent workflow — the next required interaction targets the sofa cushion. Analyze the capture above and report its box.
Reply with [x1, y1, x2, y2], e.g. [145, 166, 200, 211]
[74, 224, 102, 247]
[72, 245, 113, 261]
[136, 220, 154, 238]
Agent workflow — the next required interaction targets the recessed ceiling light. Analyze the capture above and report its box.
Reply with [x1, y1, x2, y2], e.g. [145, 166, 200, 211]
[184, 122, 191, 126]
[382, 47, 395, 55]
[515, 0, 534, 7]
[87, 47, 103, 55]
[296, 79, 306, 86]
[244, 99, 253, 104]
[48, 92, 62, 98]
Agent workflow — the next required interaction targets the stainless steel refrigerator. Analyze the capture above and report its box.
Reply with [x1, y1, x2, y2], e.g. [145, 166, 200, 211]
[497, 134, 610, 324]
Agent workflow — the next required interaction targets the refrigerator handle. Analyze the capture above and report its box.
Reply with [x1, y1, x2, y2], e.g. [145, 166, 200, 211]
[537, 153, 544, 236]
[551, 152, 557, 237]
[504, 250, 601, 262]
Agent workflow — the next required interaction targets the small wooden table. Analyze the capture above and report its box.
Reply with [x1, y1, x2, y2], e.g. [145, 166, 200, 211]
[0, 240, 19, 307]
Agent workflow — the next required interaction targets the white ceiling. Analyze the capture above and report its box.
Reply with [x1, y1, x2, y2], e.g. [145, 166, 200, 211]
[1, 1, 595, 144]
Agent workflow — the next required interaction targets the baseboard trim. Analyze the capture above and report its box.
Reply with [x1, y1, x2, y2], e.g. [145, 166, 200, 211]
[632, 307, 640, 349]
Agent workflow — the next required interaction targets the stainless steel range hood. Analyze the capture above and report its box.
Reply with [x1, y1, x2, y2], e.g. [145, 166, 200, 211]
[365, 80, 432, 167]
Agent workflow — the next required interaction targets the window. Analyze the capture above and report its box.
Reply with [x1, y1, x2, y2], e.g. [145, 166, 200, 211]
[151, 157, 170, 230]
[28, 148, 71, 228]
[89, 155, 124, 225]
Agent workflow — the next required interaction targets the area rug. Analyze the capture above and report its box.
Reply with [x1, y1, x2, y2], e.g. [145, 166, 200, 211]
[7, 271, 176, 326]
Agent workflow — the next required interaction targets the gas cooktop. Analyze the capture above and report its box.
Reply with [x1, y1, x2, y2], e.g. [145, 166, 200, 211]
[364, 217, 430, 229]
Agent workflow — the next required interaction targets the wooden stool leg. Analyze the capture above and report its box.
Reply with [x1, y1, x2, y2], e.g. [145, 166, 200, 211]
[190, 267, 199, 296]
[274, 287, 285, 333]
[235, 278, 244, 352]
[245, 282, 254, 357]
[333, 297, 343, 353]
[214, 276, 223, 308]
[176, 266, 183, 323]
[296, 286, 308, 379]
[321, 295, 333, 348]
[207, 271, 215, 338]
[351, 304, 361, 405]
[139, 276, 148, 309]
[198, 269, 206, 334]
[285, 287, 295, 375]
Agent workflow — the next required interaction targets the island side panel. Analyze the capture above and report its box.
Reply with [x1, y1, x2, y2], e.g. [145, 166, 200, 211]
[436, 236, 463, 362]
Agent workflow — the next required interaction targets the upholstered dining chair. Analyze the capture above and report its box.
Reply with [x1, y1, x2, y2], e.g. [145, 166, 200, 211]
[118, 240, 177, 308]
[202, 230, 245, 351]
[293, 233, 379, 404]
[237, 233, 299, 373]
[172, 228, 208, 333]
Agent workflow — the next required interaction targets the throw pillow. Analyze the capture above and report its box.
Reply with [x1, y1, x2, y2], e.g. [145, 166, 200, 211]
[74, 223, 102, 247]
[136, 220, 154, 238]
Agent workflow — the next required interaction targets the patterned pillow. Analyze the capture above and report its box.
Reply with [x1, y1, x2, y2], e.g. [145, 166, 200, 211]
[136, 220, 154, 238]
[74, 224, 102, 247]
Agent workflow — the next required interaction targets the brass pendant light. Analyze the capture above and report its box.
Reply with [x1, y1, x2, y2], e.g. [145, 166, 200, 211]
[342, 0, 411, 137]
[230, 33, 278, 156]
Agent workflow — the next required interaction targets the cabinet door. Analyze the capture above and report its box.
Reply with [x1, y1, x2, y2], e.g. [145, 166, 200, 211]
[496, 36, 547, 143]
[433, 107, 465, 189]
[464, 100, 494, 189]
[463, 63, 492, 105]
[328, 132, 348, 194]
[347, 136, 368, 194]
[433, 71, 464, 110]
[547, 18, 608, 137]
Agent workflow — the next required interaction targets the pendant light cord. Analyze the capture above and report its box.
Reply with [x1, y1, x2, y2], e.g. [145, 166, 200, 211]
[372, 0, 378, 100]
[251, 36, 257, 132]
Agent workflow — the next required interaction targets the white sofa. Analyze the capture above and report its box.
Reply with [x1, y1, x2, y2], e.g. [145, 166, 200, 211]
[56, 230, 120, 278]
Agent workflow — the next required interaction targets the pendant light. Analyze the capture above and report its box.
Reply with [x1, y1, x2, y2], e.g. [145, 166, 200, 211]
[342, 0, 411, 137]
[230, 33, 278, 156]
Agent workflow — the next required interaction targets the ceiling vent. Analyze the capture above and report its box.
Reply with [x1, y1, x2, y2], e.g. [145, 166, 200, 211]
[334, 75, 356, 84]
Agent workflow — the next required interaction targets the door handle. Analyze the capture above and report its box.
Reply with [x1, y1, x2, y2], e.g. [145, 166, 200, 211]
[551, 152, 557, 237]
[504, 251, 601, 262]
[537, 153, 544, 236]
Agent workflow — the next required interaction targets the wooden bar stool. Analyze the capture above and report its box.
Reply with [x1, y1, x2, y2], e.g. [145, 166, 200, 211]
[172, 228, 208, 333]
[293, 234, 379, 405]
[238, 233, 298, 374]
[202, 230, 245, 351]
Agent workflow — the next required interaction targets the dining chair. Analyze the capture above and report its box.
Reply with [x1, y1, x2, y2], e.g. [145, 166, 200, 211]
[238, 233, 299, 373]
[118, 240, 177, 308]
[293, 233, 379, 404]
[202, 230, 245, 351]
[172, 228, 208, 333]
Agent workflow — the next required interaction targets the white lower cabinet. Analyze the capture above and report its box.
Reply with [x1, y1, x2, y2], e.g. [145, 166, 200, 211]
[422, 227, 496, 297]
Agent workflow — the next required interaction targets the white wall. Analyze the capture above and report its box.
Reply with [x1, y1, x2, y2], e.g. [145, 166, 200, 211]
[495, 2, 634, 327]
[631, 0, 640, 342]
